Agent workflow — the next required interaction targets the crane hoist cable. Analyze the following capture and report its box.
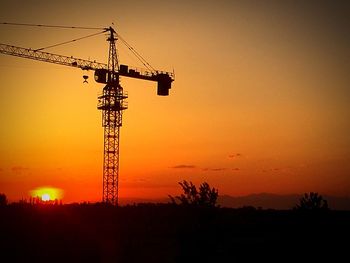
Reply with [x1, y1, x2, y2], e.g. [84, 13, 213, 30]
[116, 33, 156, 73]
[0, 22, 105, 30]
[1, 22, 157, 73]
[1, 22, 108, 52]
[34, 30, 107, 51]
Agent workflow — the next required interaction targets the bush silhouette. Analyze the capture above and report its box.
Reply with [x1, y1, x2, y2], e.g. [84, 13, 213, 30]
[0, 193, 8, 206]
[169, 180, 218, 207]
[295, 192, 329, 211]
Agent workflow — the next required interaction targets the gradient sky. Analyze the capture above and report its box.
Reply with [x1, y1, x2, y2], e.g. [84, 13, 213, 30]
[0, 0, 349, 202]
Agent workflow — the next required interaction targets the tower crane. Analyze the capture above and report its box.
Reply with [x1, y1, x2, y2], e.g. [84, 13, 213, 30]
[0, 24, 174, 205]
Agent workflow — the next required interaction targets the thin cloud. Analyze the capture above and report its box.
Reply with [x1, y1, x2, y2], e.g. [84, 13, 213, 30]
[232, 168, 240, 171]
[261, 167, 292, 173]
[262, 168, 278, 173]
[11, 166, 29, 174]
[170, 165, 196, 169]
[202, 168, 226, 172]
[228, 153, 242, 159]
[123, 181, 174, 189]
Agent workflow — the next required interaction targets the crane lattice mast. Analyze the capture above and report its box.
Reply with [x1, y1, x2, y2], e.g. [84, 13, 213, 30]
[0, 24, 174, 205]
[97, 27, 127, 205]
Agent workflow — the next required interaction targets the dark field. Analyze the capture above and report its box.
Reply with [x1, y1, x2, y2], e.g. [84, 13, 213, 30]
[1, 204, 349, 262]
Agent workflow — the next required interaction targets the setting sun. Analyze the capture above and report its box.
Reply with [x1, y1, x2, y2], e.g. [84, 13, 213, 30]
[41, 193, 50, 201]
[30, 187, 63, 202]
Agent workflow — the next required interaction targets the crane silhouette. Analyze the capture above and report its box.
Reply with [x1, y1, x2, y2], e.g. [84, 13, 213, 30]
[0, 23, 174, 205]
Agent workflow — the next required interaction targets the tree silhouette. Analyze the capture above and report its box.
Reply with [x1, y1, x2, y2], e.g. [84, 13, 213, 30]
[169, 180, 219, 207]
[295, 192, 329, 211]
[0, 193, 8, 206]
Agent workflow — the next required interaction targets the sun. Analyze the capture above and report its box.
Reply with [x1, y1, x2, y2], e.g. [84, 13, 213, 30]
[41, 193, 51, 201]
[30, 187, 63, 202]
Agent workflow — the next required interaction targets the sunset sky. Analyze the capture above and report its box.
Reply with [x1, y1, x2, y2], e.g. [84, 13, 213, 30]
[0, 0, 349, 203]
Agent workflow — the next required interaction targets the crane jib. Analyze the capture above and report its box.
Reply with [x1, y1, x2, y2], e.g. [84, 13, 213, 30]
[0, 43, 174, 96]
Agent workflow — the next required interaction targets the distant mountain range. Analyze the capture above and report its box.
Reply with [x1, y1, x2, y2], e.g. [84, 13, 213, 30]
[119, 193, 350, 210]
[218, 194, 350, 210]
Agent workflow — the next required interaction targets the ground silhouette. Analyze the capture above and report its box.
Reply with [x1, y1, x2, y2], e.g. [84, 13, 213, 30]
[0, 201, 349, 262]
[0, 193, 7, 206]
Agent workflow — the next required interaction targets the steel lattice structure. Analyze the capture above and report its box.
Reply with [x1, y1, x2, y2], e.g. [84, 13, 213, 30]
[98, 84, 127, 204]
[97, 27, 127, 204]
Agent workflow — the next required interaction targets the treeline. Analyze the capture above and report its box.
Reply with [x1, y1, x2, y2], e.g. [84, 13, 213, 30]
[1, 201, 349, 262]
[0, 183, 347, 262]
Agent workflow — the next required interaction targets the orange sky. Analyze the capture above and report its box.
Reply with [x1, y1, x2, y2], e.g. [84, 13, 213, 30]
[1, 0, 349, 202]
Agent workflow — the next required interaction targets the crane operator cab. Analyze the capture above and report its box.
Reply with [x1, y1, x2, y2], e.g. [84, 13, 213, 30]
[94, 69, 108, 84]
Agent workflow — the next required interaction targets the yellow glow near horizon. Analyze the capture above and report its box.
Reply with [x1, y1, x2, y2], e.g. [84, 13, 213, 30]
[30, 187, 64, 201]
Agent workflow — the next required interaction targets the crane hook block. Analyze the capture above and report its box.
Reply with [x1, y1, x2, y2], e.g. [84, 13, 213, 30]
[157, 73, 172, 96]
[94, 69, 108, 84]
